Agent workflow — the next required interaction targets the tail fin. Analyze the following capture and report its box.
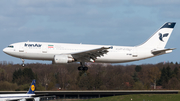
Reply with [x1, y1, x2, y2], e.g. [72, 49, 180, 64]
[27, 79, 36, 94]
[138, 22, 176, 49]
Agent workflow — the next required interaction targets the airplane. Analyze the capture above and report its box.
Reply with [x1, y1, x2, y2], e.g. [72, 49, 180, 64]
[3, 22, 176, 71]
[0, 79, 40, 101]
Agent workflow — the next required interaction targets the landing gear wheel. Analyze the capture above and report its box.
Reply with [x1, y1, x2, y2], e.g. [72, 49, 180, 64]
[21, 63, 25, 67]
[83, 67, 88, 71]
[78, 62, 89, 71]
[78, 67, 88, 71]
[78, 66, 83, 70]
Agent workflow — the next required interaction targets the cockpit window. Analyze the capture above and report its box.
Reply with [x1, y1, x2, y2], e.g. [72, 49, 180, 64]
[8, 45, 14, 48]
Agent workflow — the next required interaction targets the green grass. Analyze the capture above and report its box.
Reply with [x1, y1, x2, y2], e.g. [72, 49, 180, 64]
[75, 94, 180, 101]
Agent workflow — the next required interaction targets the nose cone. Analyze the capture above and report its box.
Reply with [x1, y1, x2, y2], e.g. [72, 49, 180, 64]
[3, 47, 18, 58]
[3, 48, 7, 54]
[3, 47, 11, 55]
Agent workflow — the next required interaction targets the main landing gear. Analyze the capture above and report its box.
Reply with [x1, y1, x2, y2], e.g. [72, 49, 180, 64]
[78, 62, 88, 71]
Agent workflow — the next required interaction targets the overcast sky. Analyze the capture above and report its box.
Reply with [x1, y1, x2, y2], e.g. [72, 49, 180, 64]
[1, 0, 180, 65]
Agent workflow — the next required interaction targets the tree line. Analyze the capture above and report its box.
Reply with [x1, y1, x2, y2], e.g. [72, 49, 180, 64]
[0, 61, 180, 91]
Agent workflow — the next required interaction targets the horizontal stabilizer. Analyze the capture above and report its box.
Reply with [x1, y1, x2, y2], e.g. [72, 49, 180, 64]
[151, 48, 175, 55]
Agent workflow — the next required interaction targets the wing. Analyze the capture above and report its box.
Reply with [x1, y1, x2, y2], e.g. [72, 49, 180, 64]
[163, 33, 169, 37]
[71, 46, 111, 62]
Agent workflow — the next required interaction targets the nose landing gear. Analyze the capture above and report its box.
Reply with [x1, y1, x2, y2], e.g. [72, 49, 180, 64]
[21, 59, 25, 67]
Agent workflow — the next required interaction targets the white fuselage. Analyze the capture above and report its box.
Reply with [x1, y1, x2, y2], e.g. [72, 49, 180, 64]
[0, 94, 34, 101]
[3, 42, 156, 63]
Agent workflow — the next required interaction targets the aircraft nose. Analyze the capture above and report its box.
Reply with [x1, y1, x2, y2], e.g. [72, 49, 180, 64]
[3, 48, 8, 53]
[3, 48, 11, 54]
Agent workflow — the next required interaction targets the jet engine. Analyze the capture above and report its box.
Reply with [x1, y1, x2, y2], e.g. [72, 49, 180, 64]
[53, 54, 75, 64]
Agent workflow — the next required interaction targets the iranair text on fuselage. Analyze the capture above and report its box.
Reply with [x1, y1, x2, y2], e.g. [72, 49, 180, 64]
[24, 43, 42, 47]
[24, 43, 42, 49]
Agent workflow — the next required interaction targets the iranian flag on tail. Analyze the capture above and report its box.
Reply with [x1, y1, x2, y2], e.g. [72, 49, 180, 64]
[48, 45, 54, 48]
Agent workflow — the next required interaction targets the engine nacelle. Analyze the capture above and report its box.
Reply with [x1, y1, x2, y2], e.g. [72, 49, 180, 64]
[53, 55, 75, 64]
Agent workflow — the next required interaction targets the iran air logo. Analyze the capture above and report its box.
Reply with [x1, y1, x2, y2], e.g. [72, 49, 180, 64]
[31, 85, 35, 91]
[159, 33, 169, 42]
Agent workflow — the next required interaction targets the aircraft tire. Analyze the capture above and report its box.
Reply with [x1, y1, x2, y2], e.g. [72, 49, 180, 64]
[83, 67, 88, 71]
[78, 66, 83, 70]
[21, 64, 25, 67]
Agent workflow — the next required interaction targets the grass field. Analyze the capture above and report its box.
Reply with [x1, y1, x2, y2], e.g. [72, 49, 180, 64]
[50, 94, 180, 101]
[74, 94, 180, 101]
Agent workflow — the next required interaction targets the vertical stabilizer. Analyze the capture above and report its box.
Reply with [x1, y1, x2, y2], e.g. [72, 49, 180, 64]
[27, 79, 36, 94]
[138, 22, 176, 49]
